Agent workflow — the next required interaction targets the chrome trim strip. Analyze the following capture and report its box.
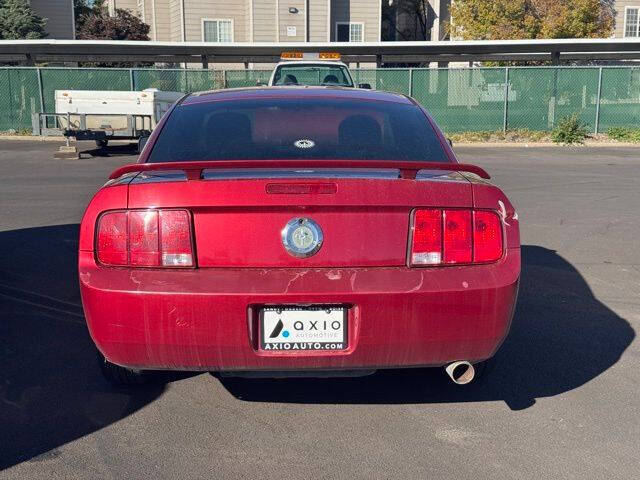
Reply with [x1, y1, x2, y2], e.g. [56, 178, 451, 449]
[123, 167, 468, 184]
[202, 168, 401, 180]
[130, 170, 188, 183]
[104, 171, 140, 187]
[415, 170, 468, 182]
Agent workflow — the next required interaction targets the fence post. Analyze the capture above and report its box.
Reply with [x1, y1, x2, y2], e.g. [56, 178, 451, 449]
[129, 68, 135, 91]
[502, 67, 510, 133]
[36, 67, 45, 114]
[549, 67, 559, 129]
[223, 69, 227, 89]
[408, 68, 413, 97]
[594, 67, 603, 135]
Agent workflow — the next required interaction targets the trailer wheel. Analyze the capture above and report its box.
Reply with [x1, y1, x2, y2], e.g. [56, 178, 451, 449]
[95, 139, 108, 148]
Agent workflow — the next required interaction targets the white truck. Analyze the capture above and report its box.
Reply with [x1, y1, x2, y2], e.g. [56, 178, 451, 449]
[33, 89, 184, 148]
[268, 52, 370, 89]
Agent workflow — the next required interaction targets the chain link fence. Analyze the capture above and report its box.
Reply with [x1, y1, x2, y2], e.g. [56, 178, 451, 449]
[1, 66, 638, 134]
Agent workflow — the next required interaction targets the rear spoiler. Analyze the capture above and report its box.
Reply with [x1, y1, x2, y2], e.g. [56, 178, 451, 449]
[109, 160, 490, 181]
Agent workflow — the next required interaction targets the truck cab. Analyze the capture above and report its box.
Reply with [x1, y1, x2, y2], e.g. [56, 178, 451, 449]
[268, 52, 369, 88]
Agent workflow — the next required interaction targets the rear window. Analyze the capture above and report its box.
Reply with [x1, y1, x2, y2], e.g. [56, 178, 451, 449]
[272, 65, 354, 87]
[148, 97, 448, 163]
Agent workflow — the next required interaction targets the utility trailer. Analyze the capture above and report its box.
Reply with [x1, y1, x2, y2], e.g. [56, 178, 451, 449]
[32, 89, 183, 148]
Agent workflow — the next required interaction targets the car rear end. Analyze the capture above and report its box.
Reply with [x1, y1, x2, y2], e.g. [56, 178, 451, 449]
[79, 88, 520, 378]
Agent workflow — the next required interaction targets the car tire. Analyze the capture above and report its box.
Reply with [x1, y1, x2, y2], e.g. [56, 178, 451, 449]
[99, 356, 148, 385]
[95, 139, 108, 148]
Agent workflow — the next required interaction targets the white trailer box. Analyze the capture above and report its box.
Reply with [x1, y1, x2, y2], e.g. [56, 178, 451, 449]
[54, 89, 183, 133]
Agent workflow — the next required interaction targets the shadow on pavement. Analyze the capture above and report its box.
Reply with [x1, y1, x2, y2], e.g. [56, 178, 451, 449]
[219, 245, 635, 410]
[80, 142, 138, 158]
[0, 224, 165, 470]
[0, 224, 634, 468]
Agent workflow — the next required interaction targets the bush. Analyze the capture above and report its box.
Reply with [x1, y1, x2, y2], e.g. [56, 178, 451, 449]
[551, 114, 590, 145]
[607, 127, 640, 143]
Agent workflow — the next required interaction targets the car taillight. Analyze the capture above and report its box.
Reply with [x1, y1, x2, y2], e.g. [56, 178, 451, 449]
[159, 210, 193, 267]
[97, 209, 194, 268]
[443, 210, 472, 264]
[411, 209, 502, 266]
[129, 210, 159, 266]
[473, 210, 503, 263]
[96, 212, 127, 266]
[411, 209, 442, 265]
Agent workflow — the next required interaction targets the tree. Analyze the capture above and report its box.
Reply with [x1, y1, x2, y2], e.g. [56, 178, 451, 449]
[0, 0, 47, 40]
[74, 0, 107, 31]
[76, 8, 150, 41]
[448, 0, 614, 40]
[383, 0, 434, 41]
[76, 7, 150, 66]
[74, 0, 93, 31]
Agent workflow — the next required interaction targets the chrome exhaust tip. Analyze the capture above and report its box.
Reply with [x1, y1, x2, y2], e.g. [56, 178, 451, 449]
[445, 361, 475, 385]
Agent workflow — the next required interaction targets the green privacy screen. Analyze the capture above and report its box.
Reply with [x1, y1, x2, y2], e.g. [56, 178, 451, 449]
[0, 68, 40, 131]
[598, 67, 640, 130]
[40, 68, 131, 114]
[1, 66, 638, 134]
[412, 68, 506, 132]
[132, 69, 225, 92]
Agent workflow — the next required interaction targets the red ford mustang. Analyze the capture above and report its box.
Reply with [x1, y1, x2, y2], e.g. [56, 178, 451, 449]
[79, 87, 520, 385]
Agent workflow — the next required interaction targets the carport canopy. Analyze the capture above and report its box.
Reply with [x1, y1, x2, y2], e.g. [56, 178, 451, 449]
[1, 38, 640, 67]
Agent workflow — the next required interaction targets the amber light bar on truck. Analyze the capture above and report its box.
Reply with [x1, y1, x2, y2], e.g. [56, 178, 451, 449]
[411, 209, 503, 266]
[280, 52, 341, 60]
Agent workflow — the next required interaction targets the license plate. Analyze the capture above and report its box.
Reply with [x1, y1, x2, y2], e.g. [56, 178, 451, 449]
[260, 307, 347, 351]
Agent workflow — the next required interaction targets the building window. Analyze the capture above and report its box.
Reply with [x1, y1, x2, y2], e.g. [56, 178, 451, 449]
[202, 19, 234, 43]
[336, 22, 364, 42]
[625, 7, 640, 37]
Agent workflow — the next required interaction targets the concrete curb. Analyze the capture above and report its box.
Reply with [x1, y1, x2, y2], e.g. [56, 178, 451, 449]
[0, 136, 135, 144]
[0, 135, 68, 142]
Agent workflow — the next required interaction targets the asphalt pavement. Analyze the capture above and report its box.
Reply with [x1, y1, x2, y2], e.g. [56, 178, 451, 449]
[0, 140, 638, 479]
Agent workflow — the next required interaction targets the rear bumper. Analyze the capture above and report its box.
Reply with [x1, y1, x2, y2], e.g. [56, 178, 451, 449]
[79, 249, 520, 371]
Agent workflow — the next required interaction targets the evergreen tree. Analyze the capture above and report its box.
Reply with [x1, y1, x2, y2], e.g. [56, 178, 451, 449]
[0, 0, 47, 40]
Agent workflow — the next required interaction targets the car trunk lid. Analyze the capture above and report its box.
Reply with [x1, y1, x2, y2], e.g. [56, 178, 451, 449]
[125, 166, 474, 268]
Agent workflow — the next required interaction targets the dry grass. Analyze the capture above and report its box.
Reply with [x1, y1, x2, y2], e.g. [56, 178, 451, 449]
[447, 129, 551, 143]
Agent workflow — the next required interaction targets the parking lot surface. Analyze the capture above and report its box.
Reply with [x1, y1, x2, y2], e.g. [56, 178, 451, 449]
[1, 140, 638, 479]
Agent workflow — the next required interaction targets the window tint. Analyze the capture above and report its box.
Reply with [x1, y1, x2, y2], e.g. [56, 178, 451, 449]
[148, 98, 448, 163]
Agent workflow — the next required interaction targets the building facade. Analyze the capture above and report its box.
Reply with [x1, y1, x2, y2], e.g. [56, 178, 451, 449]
[30, 0, 75, 39]
[616, 1, 640, 37]
[107, 0, 381, 43]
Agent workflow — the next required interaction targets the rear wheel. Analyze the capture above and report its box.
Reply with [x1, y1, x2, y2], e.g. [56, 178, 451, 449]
[95, 139, 108, 148]
[98, 356, 148, 385]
